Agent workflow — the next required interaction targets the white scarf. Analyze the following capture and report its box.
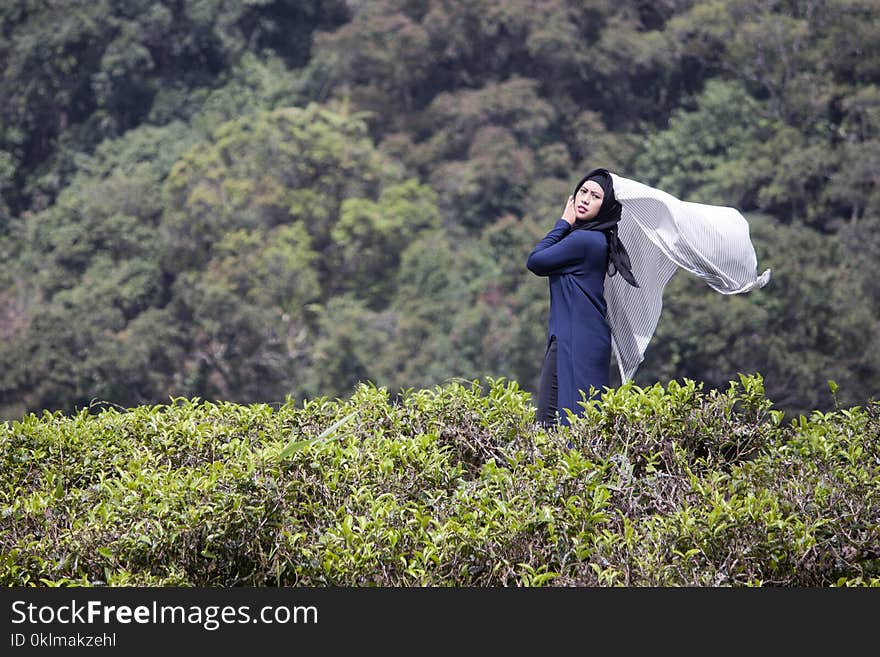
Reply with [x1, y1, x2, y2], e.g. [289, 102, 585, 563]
[606, 173, 772, 382]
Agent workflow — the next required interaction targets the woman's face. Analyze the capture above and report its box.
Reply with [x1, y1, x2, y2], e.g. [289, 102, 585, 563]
[574, 180, 605, 221]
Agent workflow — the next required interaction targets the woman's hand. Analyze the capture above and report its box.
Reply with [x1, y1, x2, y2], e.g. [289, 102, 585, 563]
[562, 195, 576, 225]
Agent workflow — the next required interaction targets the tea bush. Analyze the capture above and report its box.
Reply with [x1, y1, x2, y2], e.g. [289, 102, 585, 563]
[1, 375, 877, 586]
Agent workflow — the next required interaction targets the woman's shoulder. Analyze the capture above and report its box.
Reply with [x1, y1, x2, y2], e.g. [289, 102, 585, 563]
[568, 228, 608, 244]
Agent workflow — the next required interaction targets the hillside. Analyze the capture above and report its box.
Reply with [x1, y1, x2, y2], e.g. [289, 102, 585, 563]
[3, 1, 880, 421]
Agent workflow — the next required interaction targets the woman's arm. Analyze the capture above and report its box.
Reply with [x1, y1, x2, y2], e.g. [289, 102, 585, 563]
[526, 196, 581, 276]
[526, 219, 578, 275]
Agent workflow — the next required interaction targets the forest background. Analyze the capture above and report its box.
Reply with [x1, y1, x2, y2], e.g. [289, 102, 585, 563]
[1, 0, 878, 422]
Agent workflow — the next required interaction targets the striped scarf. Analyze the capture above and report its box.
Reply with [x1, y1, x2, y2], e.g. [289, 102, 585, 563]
[603, 172, 772, 382]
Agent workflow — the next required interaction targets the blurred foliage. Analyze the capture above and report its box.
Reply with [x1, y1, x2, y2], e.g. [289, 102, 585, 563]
[1, 0, 879, 421]
[0, 0, 349, 215]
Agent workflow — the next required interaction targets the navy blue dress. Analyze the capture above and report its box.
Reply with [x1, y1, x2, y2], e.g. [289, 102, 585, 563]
[527, 218, 611, 425]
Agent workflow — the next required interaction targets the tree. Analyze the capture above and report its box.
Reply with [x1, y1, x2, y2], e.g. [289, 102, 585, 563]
[0, 0, 349, 215]
[161, 102, 401, 273]
[330, 179, 439, 308]
[171, 223, 320, 403]
[306, 296, 399, 401]
[634, 79, 777, 208]
[0, 145, 171, 416]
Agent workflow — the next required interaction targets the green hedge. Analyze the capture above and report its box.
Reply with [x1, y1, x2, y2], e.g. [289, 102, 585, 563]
[1, 375, 878, 586]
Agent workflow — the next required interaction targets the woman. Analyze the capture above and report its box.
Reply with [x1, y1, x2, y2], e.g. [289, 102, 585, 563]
[527, 168, 772, 429]
[526, 168, 639, 428]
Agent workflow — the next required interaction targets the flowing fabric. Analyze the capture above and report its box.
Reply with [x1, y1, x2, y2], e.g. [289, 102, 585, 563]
[606, 173, 772, 383]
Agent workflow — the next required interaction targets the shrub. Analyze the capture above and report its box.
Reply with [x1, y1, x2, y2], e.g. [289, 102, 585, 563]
[1, 375, 877, 587]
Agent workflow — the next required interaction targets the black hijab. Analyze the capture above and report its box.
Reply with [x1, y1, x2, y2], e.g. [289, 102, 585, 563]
[571, 168, 639, 288]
